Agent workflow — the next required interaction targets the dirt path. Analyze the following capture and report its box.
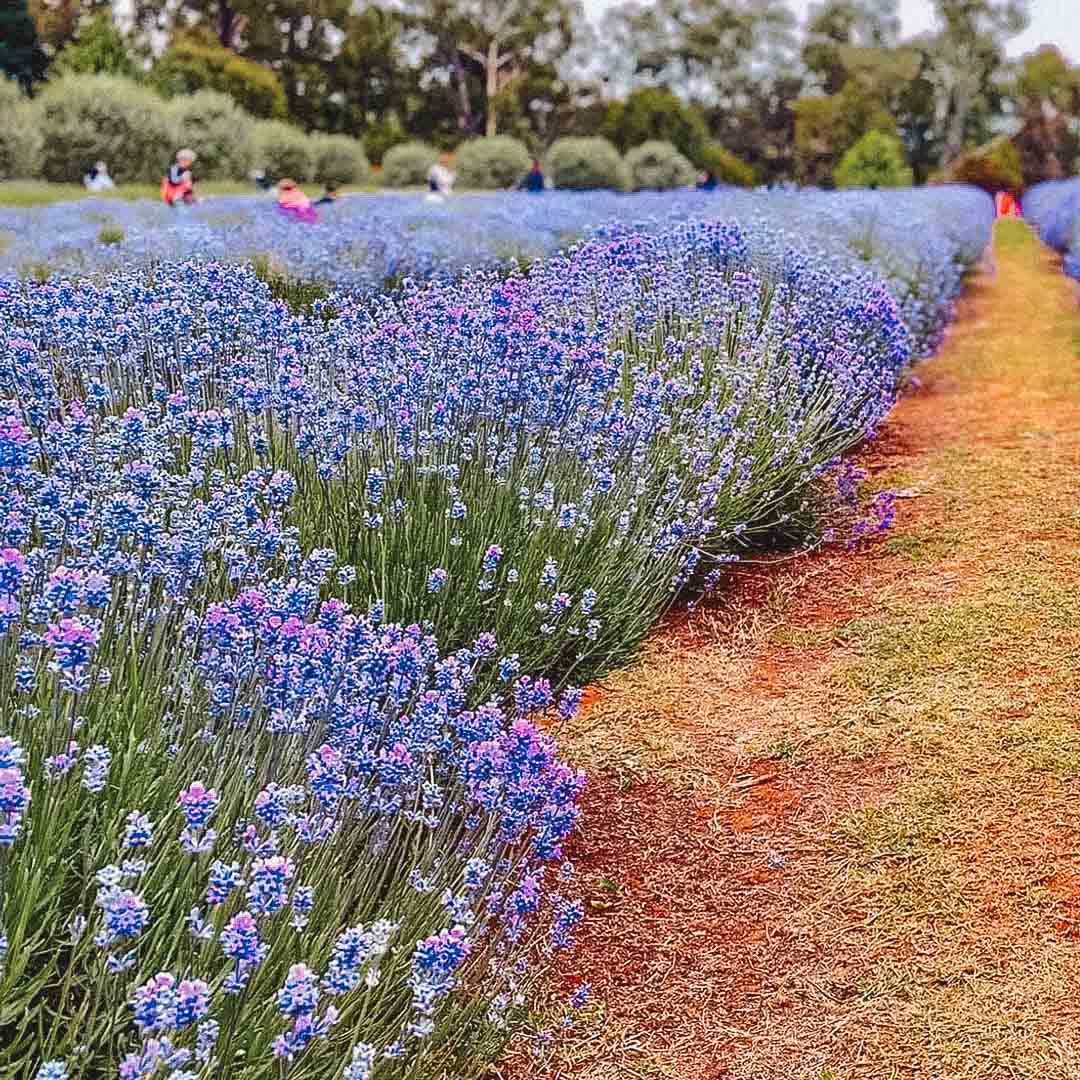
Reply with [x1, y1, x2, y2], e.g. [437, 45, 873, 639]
[509, 221, 1080, 1080]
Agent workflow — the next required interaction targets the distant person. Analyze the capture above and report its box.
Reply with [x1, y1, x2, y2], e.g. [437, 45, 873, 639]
[83, 161, 115, 192]
[995, 190, 1020, 218]
[426, 154, 455, 202]
[697, 169, 719, 192]
[276, 178, 319, 223]
[161, 149, 197, 207]
[519, 158, 545, 193]
[251, 169, 275, 193]
[313, 181, 339, 207]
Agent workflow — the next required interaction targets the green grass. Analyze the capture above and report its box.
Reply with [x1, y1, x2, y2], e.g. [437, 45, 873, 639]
[0, 180, 461, 207]
[0, 179, 256, 206]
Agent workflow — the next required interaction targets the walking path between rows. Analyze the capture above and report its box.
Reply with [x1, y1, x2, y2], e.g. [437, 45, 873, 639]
[510, 220, 1080, 1080]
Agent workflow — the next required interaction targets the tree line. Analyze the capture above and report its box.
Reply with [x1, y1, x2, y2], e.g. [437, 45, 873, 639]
[1, 0, 1077, 188]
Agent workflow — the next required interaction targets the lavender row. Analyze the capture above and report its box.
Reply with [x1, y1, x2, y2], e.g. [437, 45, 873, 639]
[1, 186, 990, 358]
[0, 185, 993, 1079]
[1023, 178, 1080, 280]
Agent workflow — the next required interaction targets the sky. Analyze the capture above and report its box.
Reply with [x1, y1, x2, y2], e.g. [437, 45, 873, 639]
[582, 0, 1080, 64]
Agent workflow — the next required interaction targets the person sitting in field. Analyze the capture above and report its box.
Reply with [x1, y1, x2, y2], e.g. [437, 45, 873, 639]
[161, 149, 197, 206]
[276, 178, 319, 223]
[84, 161, 115, 192]
[313, 181, 339, 207]
[519, 159, 545, 193]
[697, 169, 720, 192]
[252, 169, 276, 193]
[426, 154, 455, 202]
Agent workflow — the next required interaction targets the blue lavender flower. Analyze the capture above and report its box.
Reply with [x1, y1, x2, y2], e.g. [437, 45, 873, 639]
[123, 810, 154, 849]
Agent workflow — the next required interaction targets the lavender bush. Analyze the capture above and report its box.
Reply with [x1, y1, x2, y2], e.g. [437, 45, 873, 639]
[1023, 178, 1080, 280]
[0, 185, 994, 1079]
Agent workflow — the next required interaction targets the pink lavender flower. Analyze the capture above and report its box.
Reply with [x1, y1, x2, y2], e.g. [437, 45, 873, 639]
[44, 616, 99, 670]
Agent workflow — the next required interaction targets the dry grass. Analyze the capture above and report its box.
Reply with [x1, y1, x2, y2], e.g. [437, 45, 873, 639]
[504, 222, 1080, 1080]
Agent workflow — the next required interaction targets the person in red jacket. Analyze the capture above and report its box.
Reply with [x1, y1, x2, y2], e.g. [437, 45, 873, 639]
[161, 149, 197, 207]
[995, 190, 1021, 218]
[276, 179, 319, 223]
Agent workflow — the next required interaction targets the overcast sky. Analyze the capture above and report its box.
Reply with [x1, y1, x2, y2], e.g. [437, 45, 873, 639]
[581, 0, 1079, 64]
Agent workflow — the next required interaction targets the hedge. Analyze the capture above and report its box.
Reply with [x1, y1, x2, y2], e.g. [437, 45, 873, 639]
[453, 136, 532, 189]
[547, 136, 629, 191]
[624, 139, 696, 191]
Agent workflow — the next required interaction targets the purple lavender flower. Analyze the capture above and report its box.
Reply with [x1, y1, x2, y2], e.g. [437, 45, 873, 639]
[277, 963, 320, 1018]
[220, 911, 266, 988]
[177, 781, 219, 830]
[44, 616, 99, 670]
[95, 886, 150, 945]
[123, 810, 154, 849]
[246, 855, 294, 915]
[206, 860, 243, 906]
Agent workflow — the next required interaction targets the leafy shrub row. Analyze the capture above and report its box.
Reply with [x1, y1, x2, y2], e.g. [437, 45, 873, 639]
[0, 75, 370, 185]
[1, 74, 755, 192]
[409, 135, 754, 192]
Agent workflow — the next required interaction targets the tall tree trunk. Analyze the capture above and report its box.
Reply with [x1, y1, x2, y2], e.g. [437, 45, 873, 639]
[450, 47, 473, 134]
[218, 1, 237, 49]
[485, 37, 499, 137]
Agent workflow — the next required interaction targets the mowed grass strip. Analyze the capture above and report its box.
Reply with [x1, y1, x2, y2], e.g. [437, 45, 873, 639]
[507, 221, 1080, 1080]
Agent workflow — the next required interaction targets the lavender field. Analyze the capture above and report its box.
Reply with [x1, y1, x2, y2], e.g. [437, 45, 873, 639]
[0, 184, 995, 1079]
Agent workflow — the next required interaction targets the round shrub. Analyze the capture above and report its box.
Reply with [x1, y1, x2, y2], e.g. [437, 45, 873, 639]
[698, 142, 757, 187]
[454, 136, 531, 189]
[624, 139, 696, 191]
[835, 131, 913, 189]
[380, 141, 438, 188]
[169, 89, 254, 180]
[308, 133, 370, 186]
[547, 136, 629, 191]
[252, 120, 313, 181]
[0, 80, 40, 180]
[32, 74, 176, 184]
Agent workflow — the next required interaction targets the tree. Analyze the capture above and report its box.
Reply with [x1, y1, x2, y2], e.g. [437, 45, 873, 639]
[923, 0, 1028, 164]
[834, 129, 913, 187]
[28, 0, 107, 56]
[400, 0, 581, 138]
[942, 135, 1023, 192]
[151, 34, 288, 119]
[1, 0, 49, 90]
[600, 86, 709, 162]
[1007, 46, 1080, 185]
[236, 0, 352, 125]
[794, 78, 896, 185]
[604, 0, 798, 103]
[300, 7, 416, 136]
[128, 0, 248, 51]
[803, 0, 901, 94]
[54, 12, 137, 78]
[490, 64, 605, 151]
[602, 0, 800, 182]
